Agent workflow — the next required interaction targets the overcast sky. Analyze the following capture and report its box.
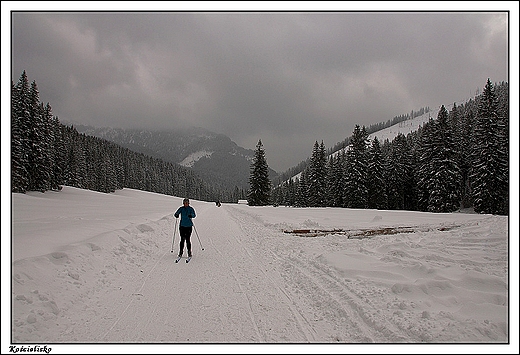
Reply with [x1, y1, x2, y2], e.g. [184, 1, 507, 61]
[7, 4, 511, 172]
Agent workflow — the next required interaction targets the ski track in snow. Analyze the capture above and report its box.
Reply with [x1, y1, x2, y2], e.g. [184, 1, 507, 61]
[11, 198, 508, 344]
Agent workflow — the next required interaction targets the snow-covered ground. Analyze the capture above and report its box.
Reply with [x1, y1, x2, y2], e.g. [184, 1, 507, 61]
[5, 187, 518, 353]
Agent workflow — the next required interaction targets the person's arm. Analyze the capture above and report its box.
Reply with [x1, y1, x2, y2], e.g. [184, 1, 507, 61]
[189, 207, 196, 218]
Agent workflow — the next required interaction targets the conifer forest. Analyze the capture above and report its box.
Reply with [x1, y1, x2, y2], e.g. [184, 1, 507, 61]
[271, 79, 508, 215]
[12, 71, 508, 215]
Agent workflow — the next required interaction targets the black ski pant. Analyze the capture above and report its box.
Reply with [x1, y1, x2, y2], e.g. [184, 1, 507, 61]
[179, 226, 193, 256]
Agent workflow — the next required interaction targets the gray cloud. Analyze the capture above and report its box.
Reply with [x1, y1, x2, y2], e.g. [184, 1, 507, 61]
[11, 10, 509, 172]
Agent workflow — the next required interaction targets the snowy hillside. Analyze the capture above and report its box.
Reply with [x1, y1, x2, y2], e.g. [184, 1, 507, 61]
[179, 150, 214, 168]
[285, 99, 470, 183]
[8, 186, 515, 352]
[368, 100, 468, 143]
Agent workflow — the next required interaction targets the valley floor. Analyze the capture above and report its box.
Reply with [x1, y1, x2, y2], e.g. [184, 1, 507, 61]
[9, 188, 514, 352]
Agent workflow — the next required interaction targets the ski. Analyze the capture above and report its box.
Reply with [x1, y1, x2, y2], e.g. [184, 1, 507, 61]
[175, 256, 182, 263]
[186, 256, 192, 263]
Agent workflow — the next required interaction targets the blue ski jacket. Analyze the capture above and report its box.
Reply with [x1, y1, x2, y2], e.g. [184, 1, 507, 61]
[174, 206, 196, 227]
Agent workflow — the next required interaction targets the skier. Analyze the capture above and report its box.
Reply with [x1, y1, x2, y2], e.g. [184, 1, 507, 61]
[174, 198, 196, 258]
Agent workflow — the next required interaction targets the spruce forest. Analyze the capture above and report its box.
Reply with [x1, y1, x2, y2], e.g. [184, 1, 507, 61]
[11, 71, 224, 202]
[12, 71, 508, 215]
[271, 79, 509, 215]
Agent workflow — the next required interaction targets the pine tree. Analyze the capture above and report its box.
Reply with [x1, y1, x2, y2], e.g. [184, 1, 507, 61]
[416, 106, 462, 212]
[332, 150, 347, 207]
[248, 140, 271, 206]
[285, 177, 296, 206]
[386, 133, 412, 210]
[495, 81, 509, 214]
[427, 105, 462, 212]
[343, 125, 369, 209]
[39, 103, 54, 190]
[367, 137, 387, 209]
[458, 105, 476, 208]
[325, 155, 339, 207]
[295, 170, 309, 207]
[471, 79, 508, 215]
[49, 115, 65, 190]
[11, 72, 31, 193]
[416, 119, 435, 211]
[66, 132, 88, 189]
[308, 141, 327, 206]
[11, 80, 28, 192]
[448, 103, 463, 201]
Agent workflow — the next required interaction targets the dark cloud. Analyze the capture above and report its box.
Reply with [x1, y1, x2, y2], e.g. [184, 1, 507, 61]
[10, 9, 509, 172]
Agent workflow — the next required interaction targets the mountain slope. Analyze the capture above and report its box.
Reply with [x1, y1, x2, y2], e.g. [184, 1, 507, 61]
[74, 125, 274, 190]
[280, 99, 470, 184]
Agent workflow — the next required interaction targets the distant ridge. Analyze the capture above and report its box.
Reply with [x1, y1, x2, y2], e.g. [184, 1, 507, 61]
[277, 100, 470, 184]
[74, 125, 276, 191]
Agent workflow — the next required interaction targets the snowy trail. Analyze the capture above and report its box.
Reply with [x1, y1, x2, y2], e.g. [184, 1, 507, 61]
[222, 206, 424, 343]
[218, 205, 319, 342]
[18, 202, 316, 343]
[227, 206, 413, 343]
[11, 188, 511, 345]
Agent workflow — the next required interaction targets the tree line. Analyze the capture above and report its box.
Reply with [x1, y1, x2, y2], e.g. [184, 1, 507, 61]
[12, 70, 508, 215]
[271, 79, 508, 215]
[275, 107, 431, 185]
[11, 71, 237, 202]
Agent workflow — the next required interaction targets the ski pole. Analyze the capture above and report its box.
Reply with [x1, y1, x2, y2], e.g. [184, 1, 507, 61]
[193, 223, 204, 250]
[170, 217, 178, 253]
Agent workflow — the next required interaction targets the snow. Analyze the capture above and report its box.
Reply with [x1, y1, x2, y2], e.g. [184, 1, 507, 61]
[368, 101, 467, 144]
[5, 186, 518, 353]
[368, 108, 437, 143]
[179, 150, 214, 167]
